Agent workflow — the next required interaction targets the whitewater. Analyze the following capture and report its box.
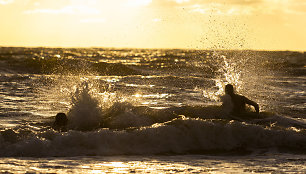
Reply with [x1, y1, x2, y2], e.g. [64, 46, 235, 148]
[0, 47, 305, 173]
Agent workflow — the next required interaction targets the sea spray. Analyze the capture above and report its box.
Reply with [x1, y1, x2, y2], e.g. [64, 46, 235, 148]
[68, 82, 103, 131]
[65, 79, 136, 130]
[198, 51, 243, 102]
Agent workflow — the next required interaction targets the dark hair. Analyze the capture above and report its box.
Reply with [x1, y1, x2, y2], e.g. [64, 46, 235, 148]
[54, 113, 68, 126]
[225, 84, 234, 95]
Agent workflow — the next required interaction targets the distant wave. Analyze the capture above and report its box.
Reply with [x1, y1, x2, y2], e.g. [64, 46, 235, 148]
[0, 55, 140, 75]
[0, 47, 305, 76]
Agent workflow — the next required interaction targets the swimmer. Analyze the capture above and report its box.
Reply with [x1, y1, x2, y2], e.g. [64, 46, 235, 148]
[222, 84, 259, 115]
[53, 113, 68, 132]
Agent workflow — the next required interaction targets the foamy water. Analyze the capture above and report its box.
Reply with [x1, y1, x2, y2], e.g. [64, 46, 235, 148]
[0, 47, 305, 172]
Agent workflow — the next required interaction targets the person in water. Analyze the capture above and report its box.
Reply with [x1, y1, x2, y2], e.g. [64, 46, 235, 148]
[53, 113, 68, 131]
[222, 84, 259, 115]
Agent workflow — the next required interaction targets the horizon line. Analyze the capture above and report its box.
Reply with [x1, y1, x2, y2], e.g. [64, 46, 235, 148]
[0, 45, 305, 52]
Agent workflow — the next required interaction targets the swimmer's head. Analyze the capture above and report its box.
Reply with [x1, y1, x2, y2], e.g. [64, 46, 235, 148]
[225, 84, 234, 95]
[54, 113, 68, 126]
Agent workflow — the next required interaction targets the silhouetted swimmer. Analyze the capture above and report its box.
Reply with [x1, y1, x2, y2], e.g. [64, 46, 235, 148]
[222, 84, 259, 115]
[53, 113, 68, 132]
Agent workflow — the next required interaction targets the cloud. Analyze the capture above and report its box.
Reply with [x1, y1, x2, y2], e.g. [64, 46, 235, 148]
[148, 0, 261, 16]
[284, 1, 306, 15]
[207, 0, 262, 5]
[80, 18, 106, 23]
[152, 18, 162, 22]
[175, 0, 190, 3]
[185, 3, 255, 16]
[150, 0, 261, 6]
[24, 5, 100, 15]
[125, 0, 152, 7]
[0, 0, 13, 5]
[190, 5, 208, 14]
[16, 0, 306, 18]
[150, 0, 305, 16]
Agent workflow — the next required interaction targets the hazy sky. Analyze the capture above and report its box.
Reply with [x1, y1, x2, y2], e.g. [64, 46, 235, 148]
[0, 0, 305, 50]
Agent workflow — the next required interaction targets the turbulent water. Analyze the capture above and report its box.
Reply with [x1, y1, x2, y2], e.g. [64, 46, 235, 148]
[0, 47, 305, 173]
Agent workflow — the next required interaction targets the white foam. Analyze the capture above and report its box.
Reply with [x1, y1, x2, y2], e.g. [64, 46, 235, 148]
[0, 116, 305, 157]
[67, 82, 103, 131]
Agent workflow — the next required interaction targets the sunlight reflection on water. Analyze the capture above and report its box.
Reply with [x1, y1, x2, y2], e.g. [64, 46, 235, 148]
[0, 155, 305, 173]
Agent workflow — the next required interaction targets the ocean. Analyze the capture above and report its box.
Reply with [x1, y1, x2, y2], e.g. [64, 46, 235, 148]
[0, 47, 305, 173]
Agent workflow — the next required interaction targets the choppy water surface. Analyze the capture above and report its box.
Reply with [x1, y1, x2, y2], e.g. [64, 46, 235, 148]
[0, 155, 306, 173]
[0, 47, 305, 172]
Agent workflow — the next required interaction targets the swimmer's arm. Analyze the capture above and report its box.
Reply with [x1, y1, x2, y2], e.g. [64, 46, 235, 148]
[244, 97, 259, 113]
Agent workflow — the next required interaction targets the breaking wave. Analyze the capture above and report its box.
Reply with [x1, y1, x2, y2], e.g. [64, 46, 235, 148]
[0, 84, 305, 157]
[0, 115, 305, 157]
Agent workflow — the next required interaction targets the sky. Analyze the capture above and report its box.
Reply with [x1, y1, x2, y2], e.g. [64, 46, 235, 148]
[0, 0, 305, 51]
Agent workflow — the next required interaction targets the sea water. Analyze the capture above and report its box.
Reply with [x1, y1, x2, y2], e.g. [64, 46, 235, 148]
[0, 47, 305, 173]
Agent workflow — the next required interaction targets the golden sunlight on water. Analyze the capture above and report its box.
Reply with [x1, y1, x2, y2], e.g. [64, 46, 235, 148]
[1, 155, 305, 173]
